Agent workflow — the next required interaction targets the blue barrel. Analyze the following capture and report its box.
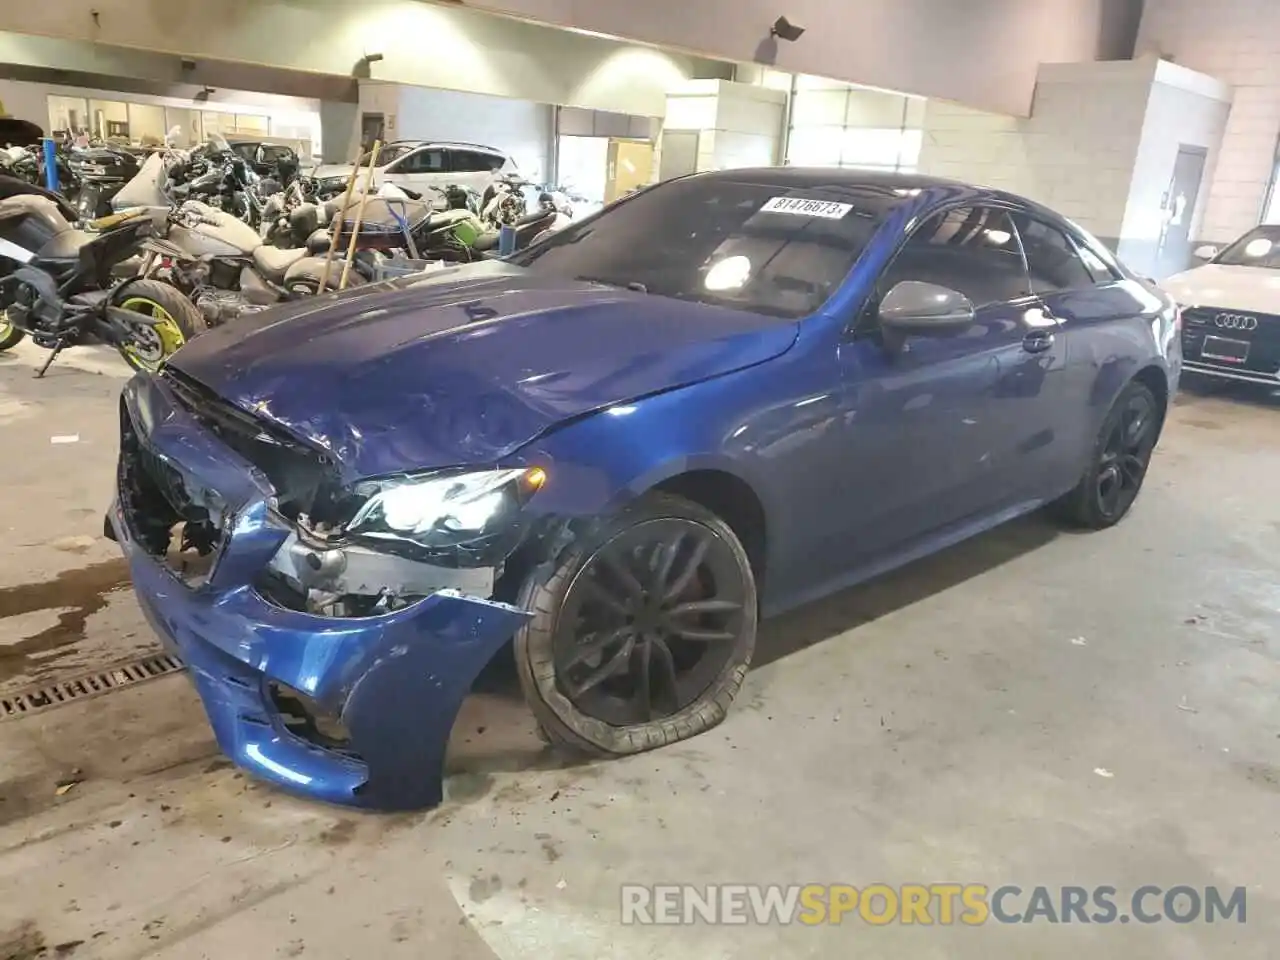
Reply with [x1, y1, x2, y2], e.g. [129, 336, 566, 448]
[43, 138, 59, 191]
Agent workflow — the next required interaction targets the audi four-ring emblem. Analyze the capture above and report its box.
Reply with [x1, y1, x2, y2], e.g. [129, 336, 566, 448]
[1214, 313, 1258, 330]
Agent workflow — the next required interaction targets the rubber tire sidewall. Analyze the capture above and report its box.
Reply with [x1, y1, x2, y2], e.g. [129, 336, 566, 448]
[1054, 379, 1160, 530]
[0, 319, 25, 352]
[111, 279, 205, 372]
[513, 492, 758, 757]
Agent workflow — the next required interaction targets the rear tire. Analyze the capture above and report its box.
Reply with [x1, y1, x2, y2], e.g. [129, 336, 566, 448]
[513, 493, 757, 757]
[111, 280, 203, 373]
[1053, 380, 1162, 529]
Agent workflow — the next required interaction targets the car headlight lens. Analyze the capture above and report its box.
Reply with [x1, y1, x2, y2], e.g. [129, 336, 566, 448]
[343, 467, 546, 553]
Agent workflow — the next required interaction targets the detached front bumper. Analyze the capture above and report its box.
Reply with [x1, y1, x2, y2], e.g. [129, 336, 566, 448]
[110, 373, 529, 810]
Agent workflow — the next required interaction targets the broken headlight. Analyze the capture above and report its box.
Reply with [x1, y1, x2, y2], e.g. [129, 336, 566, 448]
[341, 466, 546, 561]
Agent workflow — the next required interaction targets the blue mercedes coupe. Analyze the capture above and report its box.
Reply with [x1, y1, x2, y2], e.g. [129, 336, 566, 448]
[107, 169, 1182, 809]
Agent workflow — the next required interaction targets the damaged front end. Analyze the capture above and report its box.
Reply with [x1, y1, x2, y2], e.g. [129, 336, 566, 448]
[109, 368, 537, 809]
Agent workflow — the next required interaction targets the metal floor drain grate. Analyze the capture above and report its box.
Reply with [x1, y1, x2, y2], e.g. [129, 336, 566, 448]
[0, 652, 186, 721]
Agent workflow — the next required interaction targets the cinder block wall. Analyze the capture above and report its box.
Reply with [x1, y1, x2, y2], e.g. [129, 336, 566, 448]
[1138, 0, 1280, 242]
[917, 58, 1232, 276]
[918, 61, 1153, 247]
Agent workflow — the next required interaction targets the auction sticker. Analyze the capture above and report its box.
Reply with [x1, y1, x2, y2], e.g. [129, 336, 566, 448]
[760, 196, 853, 219]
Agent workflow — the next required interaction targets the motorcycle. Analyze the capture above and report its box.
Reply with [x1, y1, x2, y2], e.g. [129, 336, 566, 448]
[3, 143, 81, 201]
[67, 144, 143, 222]
[139, 200, 366, 326]
[0, 192, 201, 376]
[111, 138, 362, 325]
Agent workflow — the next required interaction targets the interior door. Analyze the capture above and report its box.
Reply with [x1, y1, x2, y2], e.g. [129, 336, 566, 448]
[827, 205, 1059, 570]
[1155, 145, 1207, 278]
[606, 140, 654, 202]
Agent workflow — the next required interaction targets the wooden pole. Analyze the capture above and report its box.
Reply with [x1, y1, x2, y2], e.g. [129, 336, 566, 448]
[339, 140, 382, 291]
[317, 143, 372, 293]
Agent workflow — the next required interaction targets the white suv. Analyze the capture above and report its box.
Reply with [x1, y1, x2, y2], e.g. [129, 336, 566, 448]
[310, 141, 518, 195]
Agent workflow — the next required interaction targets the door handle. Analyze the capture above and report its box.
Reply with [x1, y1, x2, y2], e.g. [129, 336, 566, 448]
[1022, 329, 1055, 354]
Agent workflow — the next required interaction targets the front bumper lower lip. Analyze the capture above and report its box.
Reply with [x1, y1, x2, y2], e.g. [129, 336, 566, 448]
[112, 373, 531, 810]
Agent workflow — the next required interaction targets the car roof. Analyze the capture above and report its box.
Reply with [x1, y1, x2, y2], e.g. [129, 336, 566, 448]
[386, 139, 505, 154]
[692, 166, 1066, 220]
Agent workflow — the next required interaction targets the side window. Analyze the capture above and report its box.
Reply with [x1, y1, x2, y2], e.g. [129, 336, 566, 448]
[877, 206, 1030, 309]
[1013, 216, 1097, 293]
[451, 150, 504, 173]
[397, 149, 446, 173]
[1076, 241, 1120, 285]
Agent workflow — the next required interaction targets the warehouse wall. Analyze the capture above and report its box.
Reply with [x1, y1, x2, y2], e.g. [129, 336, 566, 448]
[0, 0, 710, 118]
[918, 61, 1153, 242]
[0, 77, 323, 152]
[466, 0, 1145, 116]
[917, 57, 1230, 276]
[367, 82, 555, 183]
[663, 80, 787, 173]
[1118, 67, 1232, 275]
[1137, 0, 1280, 241]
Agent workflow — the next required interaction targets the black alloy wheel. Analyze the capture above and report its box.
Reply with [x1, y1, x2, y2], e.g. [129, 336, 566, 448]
[1055, 379, 1162, 529]
[1095, 388, 1158, 521]
[514, 493, 757, 756]
[553, 518, 748, 726]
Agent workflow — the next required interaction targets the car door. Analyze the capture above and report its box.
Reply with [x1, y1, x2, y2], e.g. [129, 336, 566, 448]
[829, 204, 1068, 568]
[1007, 211, 1156, 490]
[449, 149, 506, 193]
[386, 147, 447, 193]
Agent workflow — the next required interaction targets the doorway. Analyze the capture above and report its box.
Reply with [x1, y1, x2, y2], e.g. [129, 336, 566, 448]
[1155, 145, 1207, 277]
[605, 140, 654, 202]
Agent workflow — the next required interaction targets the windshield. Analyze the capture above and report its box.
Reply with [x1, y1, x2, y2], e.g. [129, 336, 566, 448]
[507, 176, 906, 318]
[357, 143, 416, 168]
[1213, 225, 1280, 269]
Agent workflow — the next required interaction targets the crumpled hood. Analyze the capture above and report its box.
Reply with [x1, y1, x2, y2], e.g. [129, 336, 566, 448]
[170, 261, 798, 480]
[1163, 263, 1280, 314]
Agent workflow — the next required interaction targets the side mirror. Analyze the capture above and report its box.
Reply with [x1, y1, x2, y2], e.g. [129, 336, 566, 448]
[1193, 244, 1219, 260]
[878, 280, 975, 337]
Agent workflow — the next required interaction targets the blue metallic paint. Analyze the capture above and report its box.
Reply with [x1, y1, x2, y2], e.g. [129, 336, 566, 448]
[111, 373, 529, 809]
[113, 175, 1180, 808]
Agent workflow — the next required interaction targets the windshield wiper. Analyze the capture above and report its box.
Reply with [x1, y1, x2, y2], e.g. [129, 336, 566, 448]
[575, 275, 648, 293]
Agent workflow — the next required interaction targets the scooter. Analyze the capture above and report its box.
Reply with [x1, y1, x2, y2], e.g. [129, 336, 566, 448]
[0, 192, 202, 376]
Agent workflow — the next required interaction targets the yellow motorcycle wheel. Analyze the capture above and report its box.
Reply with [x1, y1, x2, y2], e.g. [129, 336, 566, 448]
[112, 280, 202, 373]
[0, 310, 25, 352]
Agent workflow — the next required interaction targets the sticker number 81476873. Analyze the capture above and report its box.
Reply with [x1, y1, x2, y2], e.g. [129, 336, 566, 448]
[759, 196, 854, 219]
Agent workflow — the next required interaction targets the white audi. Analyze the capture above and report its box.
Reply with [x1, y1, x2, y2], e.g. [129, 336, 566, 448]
[1164, 225, 1280, 386]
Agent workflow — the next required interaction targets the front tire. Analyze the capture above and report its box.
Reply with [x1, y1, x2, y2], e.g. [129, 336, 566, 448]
[1054, 380, 1161, 529]
[112, 280, 203, 373]
[0, 311, 26, 352]
[514, 493, 757, 756]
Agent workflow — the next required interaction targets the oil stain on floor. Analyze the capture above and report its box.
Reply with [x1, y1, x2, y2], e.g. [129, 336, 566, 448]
[0, 559, 132, 684]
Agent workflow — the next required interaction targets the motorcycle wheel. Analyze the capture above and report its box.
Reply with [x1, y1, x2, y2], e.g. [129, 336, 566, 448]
[0, 310, 26, 351]
[286, 271, 367, 297]
[111, 281, 203, 373]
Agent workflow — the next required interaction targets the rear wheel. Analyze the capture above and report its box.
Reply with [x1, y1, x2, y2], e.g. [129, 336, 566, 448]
[1054, 380, 1161, 529]
[112, 280, 203, 372]
[0, 311, 26, 351]
[514, 493, 757, 756]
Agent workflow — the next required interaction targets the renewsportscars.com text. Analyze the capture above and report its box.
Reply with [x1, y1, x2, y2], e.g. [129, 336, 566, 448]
[620, 884, 1247, 926]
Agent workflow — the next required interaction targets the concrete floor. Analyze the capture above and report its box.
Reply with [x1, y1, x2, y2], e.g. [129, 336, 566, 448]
[1, 339, 1279, 959]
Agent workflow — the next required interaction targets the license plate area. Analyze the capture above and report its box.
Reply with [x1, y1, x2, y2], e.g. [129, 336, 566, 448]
[1201, 335, 1251, 364]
